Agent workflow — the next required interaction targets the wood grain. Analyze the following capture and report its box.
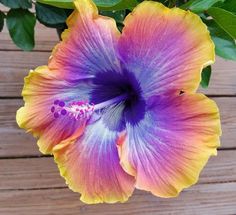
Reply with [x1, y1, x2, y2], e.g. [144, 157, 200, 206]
[0, 183, 236, 215]
[0, 97, 235, 158]
[0, 52, 236, 97]
[0, 51, 50, 97]
[201, 58, 236, 96]
[0, 151, 235, 191]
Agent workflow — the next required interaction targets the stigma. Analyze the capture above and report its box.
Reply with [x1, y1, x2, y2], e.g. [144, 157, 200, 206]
[51, 99, 94, 120]
[51, 94, 129, 121]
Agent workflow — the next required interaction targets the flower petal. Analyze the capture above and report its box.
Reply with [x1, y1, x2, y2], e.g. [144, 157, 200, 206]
[49, 0, 121, 80]
[118, 94, 221, 197]
[118, 2, 215, 97]
[16, 66, 90, 154]
[53, 119, 135, 204]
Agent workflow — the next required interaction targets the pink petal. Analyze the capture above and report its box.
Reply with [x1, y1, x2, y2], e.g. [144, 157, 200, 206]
[53, 118, 135, 204]
[118, 1, 215, 97]
[118, 94, 221, 197]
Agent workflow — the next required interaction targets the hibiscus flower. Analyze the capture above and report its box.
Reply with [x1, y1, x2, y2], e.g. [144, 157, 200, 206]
[16, 0, 221, 204]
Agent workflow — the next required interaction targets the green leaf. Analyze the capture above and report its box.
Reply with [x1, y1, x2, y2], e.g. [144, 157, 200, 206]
[37, 0, 74, 9]
[99, 0, 138, 10]
[36, 2, 70, 28]
[200, 66, 212, 88]
[37, 0, 138, 10]
[208, 7, 236, 39]
[176, 0, 188, 6]
[214, 0, 236, 15]
[0, 11, 5, 32]
[138, 0, 169, 7]
[0, 0, 32, 9]
[94, 0, 122, 7]
[6, 9, 36, 51]
[180, 0, 224, 13]
[206, 19, 236, 60]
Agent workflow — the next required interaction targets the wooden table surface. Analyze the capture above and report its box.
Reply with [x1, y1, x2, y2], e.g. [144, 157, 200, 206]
[0, 19, 236, 215]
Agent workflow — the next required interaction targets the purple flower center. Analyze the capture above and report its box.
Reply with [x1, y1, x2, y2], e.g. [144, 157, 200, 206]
[90, 68, 146, 131]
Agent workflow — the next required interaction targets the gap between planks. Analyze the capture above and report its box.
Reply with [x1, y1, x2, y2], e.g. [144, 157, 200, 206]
[0, 145, 235, 160]
[0, 183, 236, 215]
[0, 150, 236, 191]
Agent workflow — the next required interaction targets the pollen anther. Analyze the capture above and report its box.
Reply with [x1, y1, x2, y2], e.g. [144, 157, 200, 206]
[51, 100, 94, 120]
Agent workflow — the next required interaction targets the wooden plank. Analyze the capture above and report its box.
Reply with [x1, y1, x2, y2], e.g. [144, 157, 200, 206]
[0, 157, 64, 190]
[0, 127, 39, 157]
[217, 97, 236, 149]
[200, 57, 236, 96]
[0, 51, 50, 97]
[0, 24, 58, 51]
[0, 99, 42, 157]
[0, 97, 235, 158]
[0, 151, 235, 191]
[0, 182, 235, 215]
[0, 51, 236, 97]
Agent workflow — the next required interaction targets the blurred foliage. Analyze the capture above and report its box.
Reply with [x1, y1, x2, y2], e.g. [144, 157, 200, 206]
[200, 66, 212, 88]
[0, 0, 236, 87]
[6, 9, 36, 51]
[35, 2, 71, 28]
[205, 19, 236, 60]
[208, 7, 236, 39]
[0, 0, 32, 9]
[180, 0, 224, 13]
[0, 10, 5, 31]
